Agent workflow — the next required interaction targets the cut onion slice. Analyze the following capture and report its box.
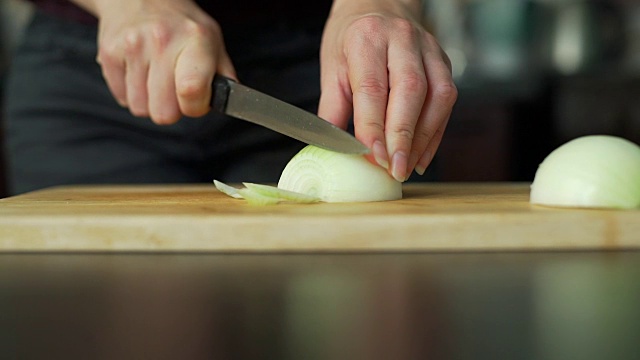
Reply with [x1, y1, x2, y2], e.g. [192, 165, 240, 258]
[213, 180, 242, 199]
[243, 183, 320, 203]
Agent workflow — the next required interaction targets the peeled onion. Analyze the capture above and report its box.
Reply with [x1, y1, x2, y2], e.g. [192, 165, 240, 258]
[278, 145, 402, 203]
[530, 135, 640, 209]
[214, 145, 402, 205]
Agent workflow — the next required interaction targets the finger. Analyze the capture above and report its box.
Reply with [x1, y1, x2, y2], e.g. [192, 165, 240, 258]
[97, 46, 128, 107]
[347, 32, 390, 171]
[141, 23, 180, 125]
[415, 115, 450, 176]
[318, 70, 353, 130]
[385, 26, 427, 182]
[123, 31, 150, 117]
[148, 54, 181, 125]
[175, 40, 218, 118]
[411, 43, 457, 175]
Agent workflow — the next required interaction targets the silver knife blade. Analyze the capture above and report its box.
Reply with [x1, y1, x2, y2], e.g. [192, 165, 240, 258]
[211, 75, 369, 155]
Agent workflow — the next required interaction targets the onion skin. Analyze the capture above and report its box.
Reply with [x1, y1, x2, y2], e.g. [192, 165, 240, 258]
[278, 145, 402, 203]
[530, 135, 640, 209]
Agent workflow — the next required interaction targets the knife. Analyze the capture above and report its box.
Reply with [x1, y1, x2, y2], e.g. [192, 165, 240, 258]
[211, 74, 369, 155]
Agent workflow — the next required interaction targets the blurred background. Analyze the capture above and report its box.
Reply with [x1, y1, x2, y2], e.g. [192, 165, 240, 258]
[1, 0, 639, 197]
[1, 0, 32, 197]
[422, 0, 640, 182]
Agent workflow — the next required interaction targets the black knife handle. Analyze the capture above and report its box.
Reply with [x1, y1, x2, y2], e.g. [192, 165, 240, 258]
[211, 74, 236, 113]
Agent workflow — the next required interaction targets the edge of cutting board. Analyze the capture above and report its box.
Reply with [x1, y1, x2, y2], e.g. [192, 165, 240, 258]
[0, 183, 638, 252]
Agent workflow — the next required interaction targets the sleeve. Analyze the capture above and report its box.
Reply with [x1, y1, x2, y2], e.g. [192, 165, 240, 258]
[27, 0, 97, 24]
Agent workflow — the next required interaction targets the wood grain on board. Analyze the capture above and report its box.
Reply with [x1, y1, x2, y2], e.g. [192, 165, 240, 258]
[0, 183, 637, 252]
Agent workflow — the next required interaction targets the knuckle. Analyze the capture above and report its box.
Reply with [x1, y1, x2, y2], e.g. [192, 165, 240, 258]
[124, 29, 143, 54]
[150, 21, 172, 51]
[391, 125, 415, 142]
[423, 32, 440, 47]
[183, 19, 203, 36]
[390, 18, 417, 37]
[433, 82, 458, 105]
[415, 121, 447, 148]
[98, 42, 120, 64]
[415, 126, 435, 143]
[360, 119, 385, 134]
[356, 77, 388, 99]
[399, 72, 427, 95]
[177, 77, 207, 99]
[184, 19, 217, 39]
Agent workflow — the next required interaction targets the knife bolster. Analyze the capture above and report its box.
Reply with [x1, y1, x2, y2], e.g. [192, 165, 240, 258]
[211, 75, 234, 113]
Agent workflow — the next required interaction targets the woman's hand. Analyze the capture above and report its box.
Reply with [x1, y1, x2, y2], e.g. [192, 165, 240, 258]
[319, 0, 457, 182]
[74, 0, 235, 124]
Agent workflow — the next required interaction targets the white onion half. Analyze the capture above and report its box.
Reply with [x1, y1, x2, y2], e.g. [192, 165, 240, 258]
[530, 135, 640, 209]
[277, 145, 402, 202]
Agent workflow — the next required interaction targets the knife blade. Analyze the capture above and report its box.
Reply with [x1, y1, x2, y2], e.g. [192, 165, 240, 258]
[211, 74, 369, 155]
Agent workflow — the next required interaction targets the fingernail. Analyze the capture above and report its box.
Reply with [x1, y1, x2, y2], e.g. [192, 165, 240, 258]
[372, 140, 389, 170]
[391, 151, 408, 182]
[415, 151, 432, 176]
[407, 151, 420, 176]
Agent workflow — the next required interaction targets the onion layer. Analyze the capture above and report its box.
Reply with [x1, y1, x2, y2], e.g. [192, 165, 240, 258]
[530, 135, 640, 209]
[214, 180, 317, 206]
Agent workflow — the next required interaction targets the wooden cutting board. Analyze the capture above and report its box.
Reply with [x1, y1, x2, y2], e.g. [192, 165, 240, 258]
[0, 183, 638, 252]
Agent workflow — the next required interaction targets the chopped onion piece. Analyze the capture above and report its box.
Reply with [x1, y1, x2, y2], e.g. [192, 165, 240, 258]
[243, 183, 320, 203]
[530, 135, 640, 209]
[278, 145, 402, 202]
[213, 180, 243, 199]
[237, 188, 281, 206]
[213, 180, 319, 205]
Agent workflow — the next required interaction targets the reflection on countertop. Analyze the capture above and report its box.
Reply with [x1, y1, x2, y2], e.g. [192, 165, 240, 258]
[0, 252, 639, 359]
